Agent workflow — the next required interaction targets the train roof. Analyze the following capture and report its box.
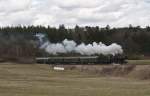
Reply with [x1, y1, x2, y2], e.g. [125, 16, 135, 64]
[36, 56, 98, 60]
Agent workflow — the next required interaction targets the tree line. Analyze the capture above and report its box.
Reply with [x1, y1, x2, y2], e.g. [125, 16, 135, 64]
[0, 25, 150, 62]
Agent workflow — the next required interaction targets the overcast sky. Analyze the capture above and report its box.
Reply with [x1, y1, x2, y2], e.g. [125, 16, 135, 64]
[0, 0, 149, 27]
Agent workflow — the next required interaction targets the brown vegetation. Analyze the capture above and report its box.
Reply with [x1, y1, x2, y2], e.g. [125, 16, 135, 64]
[0, 64, 150, 96]
[61, 64, 150, 80]
[128, 65, 150, 80]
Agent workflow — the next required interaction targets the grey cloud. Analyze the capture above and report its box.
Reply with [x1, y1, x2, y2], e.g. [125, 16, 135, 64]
[0, 0, 149, 27]
[0, 0, 31, 13]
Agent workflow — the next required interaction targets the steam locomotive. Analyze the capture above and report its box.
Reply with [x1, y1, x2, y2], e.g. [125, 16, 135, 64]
[36, 54, 127, 64]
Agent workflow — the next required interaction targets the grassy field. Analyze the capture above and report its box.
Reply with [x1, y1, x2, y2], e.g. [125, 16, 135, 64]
[0, 63, 150, 96]
[127, 60, 150, 65]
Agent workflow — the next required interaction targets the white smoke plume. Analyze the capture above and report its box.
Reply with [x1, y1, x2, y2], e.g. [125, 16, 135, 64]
[35, 33, 123, 55]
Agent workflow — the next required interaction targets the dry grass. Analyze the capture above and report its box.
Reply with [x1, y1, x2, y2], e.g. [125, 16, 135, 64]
[0, 63, 150, 96]
[127, 60, 150, 65]
[128, 65, 150, 80]
[63, 65, 136, 77]
[100, 65, 135, 76]
[65, 64, 150, 80]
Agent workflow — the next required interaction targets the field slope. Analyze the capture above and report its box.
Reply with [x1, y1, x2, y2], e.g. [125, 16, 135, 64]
[0, 63, 150, 96]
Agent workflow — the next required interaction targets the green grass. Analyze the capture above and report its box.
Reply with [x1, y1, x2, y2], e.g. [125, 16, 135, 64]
[0, 63, 150, 96]
[127, 60, 150, 65]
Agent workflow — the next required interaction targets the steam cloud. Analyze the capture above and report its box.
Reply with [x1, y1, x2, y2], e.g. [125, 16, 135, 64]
[35, 33, 123, 56]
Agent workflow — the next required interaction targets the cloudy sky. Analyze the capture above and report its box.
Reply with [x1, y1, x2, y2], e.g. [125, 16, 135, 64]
[0, 0, 149, 27]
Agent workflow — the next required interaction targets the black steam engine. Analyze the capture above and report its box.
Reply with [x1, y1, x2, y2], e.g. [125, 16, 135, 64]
[36, 54, 127, 64]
